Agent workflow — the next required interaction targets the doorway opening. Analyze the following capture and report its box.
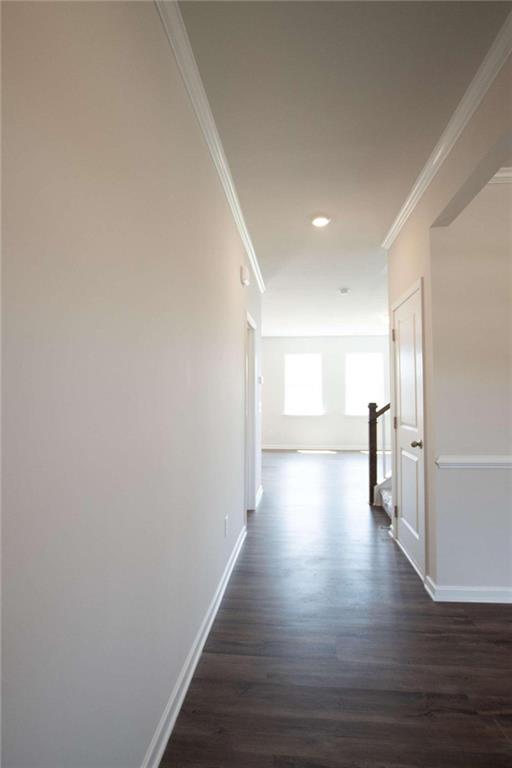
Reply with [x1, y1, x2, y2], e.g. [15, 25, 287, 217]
[244, 313, 257, 519]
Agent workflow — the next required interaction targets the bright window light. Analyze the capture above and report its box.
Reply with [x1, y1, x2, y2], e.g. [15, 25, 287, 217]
[345, 353, 385, 416]
[284, 353, 324, 416]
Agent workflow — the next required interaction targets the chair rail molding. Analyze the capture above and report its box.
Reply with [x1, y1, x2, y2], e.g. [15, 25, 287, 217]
[382, 9, 512, 250]
[436, 455, 512, 469]
[154, 0, 265, 293]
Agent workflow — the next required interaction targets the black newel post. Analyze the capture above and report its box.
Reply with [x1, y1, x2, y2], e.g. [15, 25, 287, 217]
[368, 402, 377, 505]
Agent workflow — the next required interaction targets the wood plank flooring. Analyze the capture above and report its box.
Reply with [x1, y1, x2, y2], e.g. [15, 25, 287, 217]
[160, 450, 512, 768]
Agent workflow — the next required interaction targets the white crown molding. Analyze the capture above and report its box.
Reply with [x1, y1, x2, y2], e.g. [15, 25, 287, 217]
[436, 455, 512, 469]
[489, 166, 512, 184]
[382, 10, 512, 250]
[140, 525, 247, 768]
[425, 576, 512, 604]
[154, 0, 265, 294]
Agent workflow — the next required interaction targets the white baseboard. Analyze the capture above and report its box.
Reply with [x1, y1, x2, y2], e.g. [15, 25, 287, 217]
[262, 444, 367, 452]
[424, 575, 512, 604]
[423, 575, 436, 602]
[389, 533, 512, 604]
[255, 485, 263, 508]
[140, 526, 247, 768]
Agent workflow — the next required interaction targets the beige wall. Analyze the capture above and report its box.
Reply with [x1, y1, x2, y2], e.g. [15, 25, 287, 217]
[431, 183, 512, 456]
[262, 335, 390, 450]
[430, 183, 512, 588]
[2, 3, 261, 767]
[388, 53, 512, 589]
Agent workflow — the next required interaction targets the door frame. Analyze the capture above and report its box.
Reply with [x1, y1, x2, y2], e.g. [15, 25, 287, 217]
[390, 277, 426, 578]
[244, 312, 257, 517]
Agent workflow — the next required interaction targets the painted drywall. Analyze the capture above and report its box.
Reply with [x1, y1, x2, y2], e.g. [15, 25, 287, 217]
[430, 182, 512, 588]
[181, 1, 509, 338]
[432, 183, 512, 455]
[262, 336, 389, 450]
[2, 3, 261, 767]
[388, 51, 512, 590]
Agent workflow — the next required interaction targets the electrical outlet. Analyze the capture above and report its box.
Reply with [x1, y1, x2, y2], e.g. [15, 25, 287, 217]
[224, 515, 229, 538]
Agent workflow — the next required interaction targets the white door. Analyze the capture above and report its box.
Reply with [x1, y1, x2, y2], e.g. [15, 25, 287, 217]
[392, 281, 425, 576]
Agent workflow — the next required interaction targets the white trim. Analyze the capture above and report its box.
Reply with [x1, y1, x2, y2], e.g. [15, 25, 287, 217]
[140, 526, 247, 768]
[263, 444, 367, 452]
[436, 455, 512, 469]
[423, 575, 436, 602]
[154, 1, 265, 294]
[390, 277, 423, 313]
[255, 485, 264, 508]
[382, 11, 512, 250]
[246, 311, 257, 330]
[425, 576, 512, 604]
[489, 166, 512, 184]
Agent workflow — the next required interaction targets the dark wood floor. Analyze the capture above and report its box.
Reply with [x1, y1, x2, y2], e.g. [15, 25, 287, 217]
[161, 450, 512, 768]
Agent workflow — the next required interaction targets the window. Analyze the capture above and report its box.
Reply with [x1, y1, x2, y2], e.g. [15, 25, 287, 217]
[284, 353, 324, 415]
[345, 353, 385, 416]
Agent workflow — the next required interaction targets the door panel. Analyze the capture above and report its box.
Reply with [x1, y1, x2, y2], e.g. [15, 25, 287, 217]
[398, 315, 417, 428]
[393, 283, 425, 576]
[400, 449, 419, 536]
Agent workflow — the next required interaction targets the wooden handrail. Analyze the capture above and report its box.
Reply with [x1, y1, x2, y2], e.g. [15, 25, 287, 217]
[375, 403, 390, 419]
[368, 401, 391, 505]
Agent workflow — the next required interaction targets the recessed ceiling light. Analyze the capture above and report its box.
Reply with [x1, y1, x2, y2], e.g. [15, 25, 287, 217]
[339, 287, 350, 295]
[312, 215, 331, 228]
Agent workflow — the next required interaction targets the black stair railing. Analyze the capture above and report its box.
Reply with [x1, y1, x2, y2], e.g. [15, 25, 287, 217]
[368, 401, 391, 505]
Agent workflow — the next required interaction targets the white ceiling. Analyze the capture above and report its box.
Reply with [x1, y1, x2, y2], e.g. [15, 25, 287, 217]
[181, 1, 510, 336]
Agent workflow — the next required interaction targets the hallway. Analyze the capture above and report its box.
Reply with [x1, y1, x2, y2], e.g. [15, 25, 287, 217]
[161, 451, 512, 768]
